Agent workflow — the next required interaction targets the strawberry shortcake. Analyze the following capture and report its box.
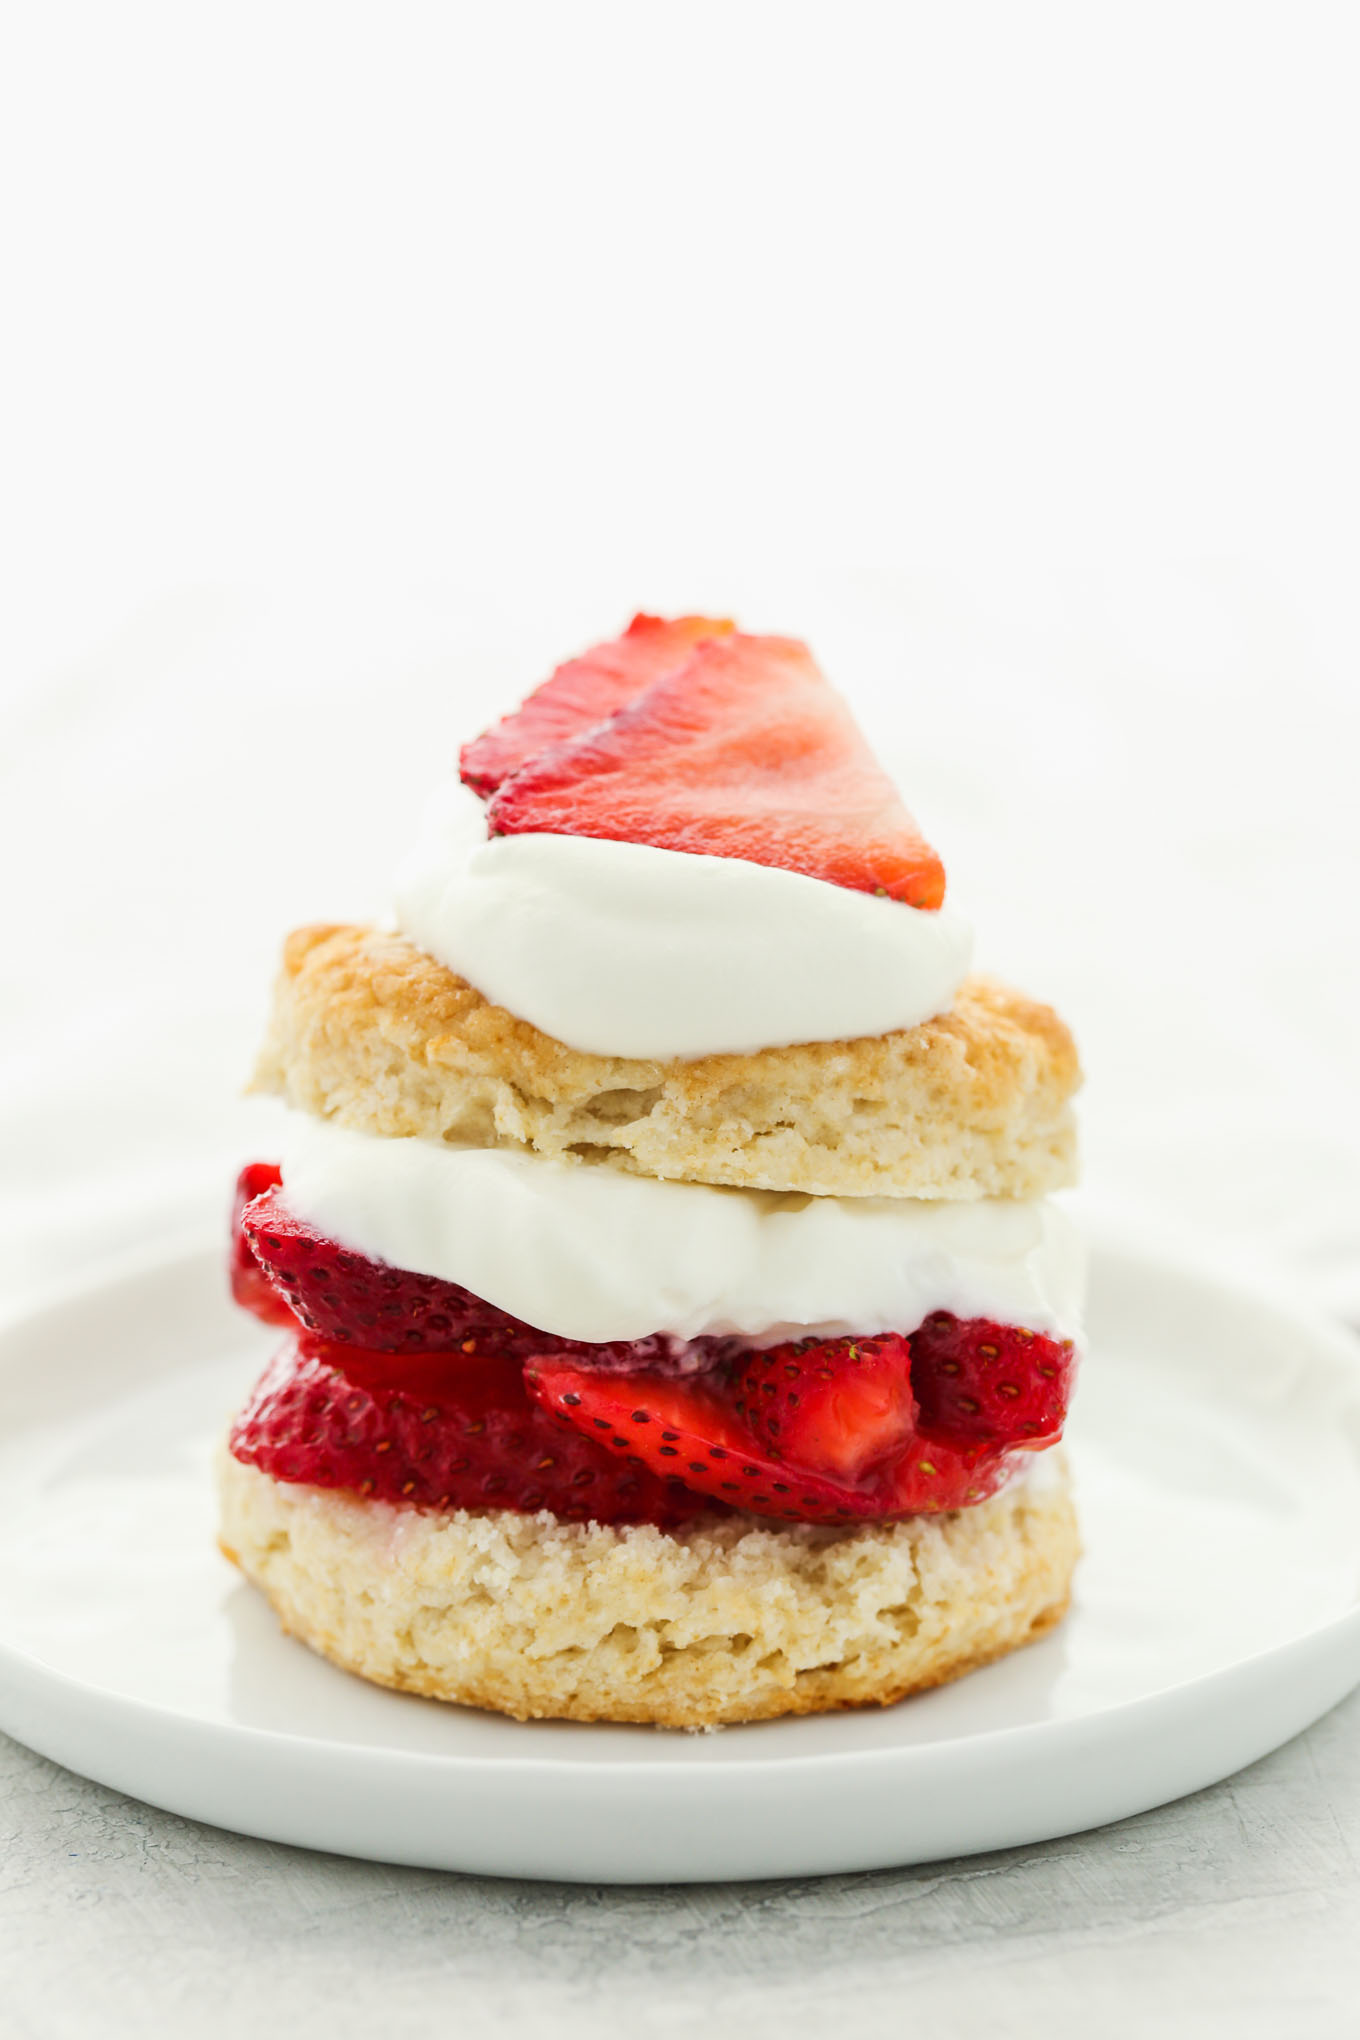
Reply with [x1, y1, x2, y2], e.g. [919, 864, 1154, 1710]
[219, 617, 1083, 1726]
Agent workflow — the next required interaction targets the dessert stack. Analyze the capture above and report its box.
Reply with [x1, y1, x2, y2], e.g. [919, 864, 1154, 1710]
[221, 616, 1083, 1726]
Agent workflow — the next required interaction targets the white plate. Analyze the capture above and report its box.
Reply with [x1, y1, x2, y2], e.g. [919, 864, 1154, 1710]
[2, 1238, 1359, 1884]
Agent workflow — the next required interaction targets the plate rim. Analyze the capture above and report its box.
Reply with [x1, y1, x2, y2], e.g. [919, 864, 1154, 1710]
[3, 1577, 1360, 1778]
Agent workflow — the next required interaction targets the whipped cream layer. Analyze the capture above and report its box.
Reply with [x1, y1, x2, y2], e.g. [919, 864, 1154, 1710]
[393, 782, 973, 1059]
[279, 1112, 1084, 1348]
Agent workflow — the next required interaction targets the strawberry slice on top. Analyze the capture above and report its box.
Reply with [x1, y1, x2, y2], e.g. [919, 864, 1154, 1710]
[486, 633, 947, 909]
[460, 612, 734, 797]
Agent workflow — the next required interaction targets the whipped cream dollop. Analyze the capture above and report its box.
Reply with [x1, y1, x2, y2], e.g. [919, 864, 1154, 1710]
[393, 782, 973, 1059]
[279, 1112, 1084, 1348]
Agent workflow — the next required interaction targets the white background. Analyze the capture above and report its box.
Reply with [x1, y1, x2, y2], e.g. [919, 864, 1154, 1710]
[2, 2, 1358, 1313]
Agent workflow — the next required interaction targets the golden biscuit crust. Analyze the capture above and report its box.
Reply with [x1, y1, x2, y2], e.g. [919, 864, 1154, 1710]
[253, 924, 1080, 1199]
[218, 1452, 1077, 1728]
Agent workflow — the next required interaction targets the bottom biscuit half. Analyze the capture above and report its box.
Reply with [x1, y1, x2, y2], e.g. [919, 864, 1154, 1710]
[217, 1448, 1078, 1728]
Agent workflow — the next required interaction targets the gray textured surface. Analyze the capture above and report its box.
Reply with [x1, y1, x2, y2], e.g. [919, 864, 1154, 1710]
[4, 1691, 1359, 2039]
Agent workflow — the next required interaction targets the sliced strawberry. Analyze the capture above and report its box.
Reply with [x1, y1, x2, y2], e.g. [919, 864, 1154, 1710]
[460, 613, 734, 797]
[229, 1335, 707, 1526]
[910, 1314, 1075, 1448]
[526, 1359, 875, 1522]
[242, 1183, 524, 1353]
[730, 1335, 916, 1482]
[238, 1181, 726, 1373]
[229, 1162, 295, 1326]
[532, 1318, 1069, 1520]
[229, 1171, 1073, 1525]
[487, 633, 947, 908]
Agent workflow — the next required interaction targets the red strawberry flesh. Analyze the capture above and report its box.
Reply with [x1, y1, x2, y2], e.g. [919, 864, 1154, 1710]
[523, 1360, 871, 1522]
[230, 1335, 709, 1526]
[460, 613, 734, 797]
[229, 1163, 295, 1326]
[531, 1350, 1033, 1517]
[731, 1335, 917, 1482]
[910, 1313, 1075, 1448]
[487, 632, 947, 909]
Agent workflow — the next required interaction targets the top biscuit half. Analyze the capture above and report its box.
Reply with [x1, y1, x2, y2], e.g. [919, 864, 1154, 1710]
[253, 923, 1081, 1201]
